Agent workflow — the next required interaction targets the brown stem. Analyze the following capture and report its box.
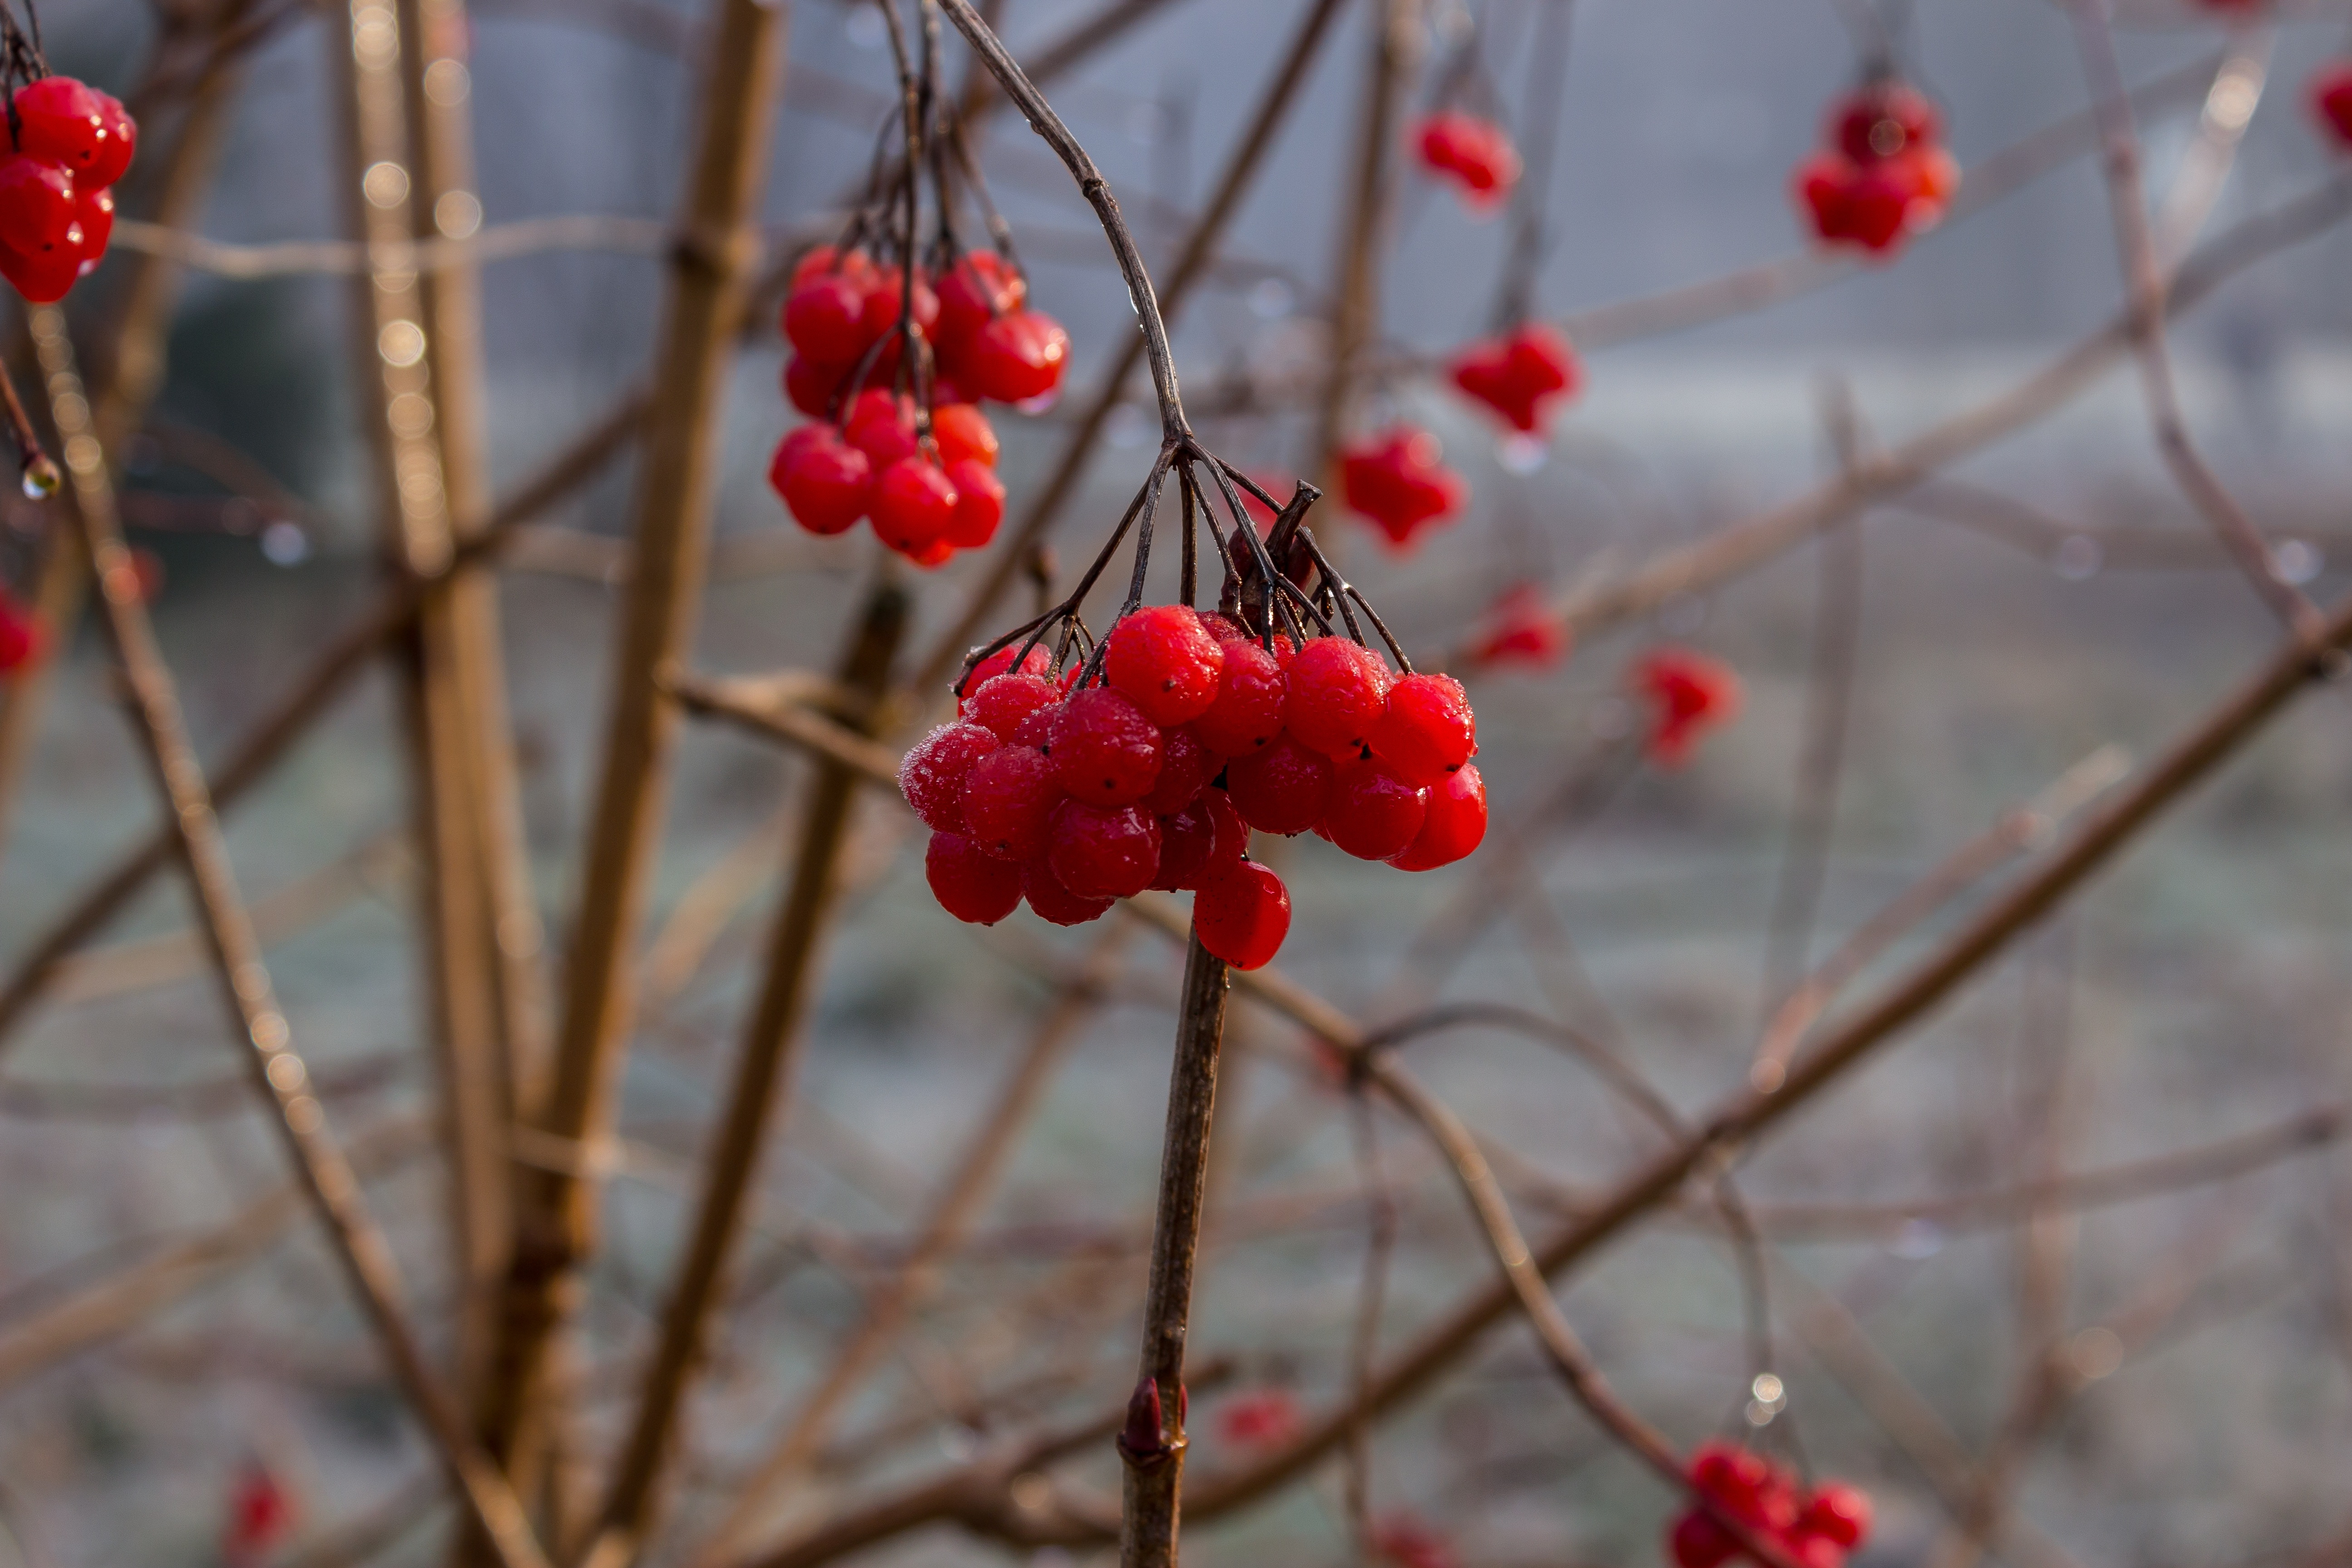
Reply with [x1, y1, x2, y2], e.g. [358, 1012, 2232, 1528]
[476, 0, 786, 1498]
[1307, 0, 1416, 490]
[691, 922, 1133, 1566]
[2069, 0, 2320, 639]
[29, 299, 553, 1568]
[582, 580, 906, 1568]
[0, 392, 642, 1063]
[911, 0, 1347, 695]
[1119, 932, 1229, 1568]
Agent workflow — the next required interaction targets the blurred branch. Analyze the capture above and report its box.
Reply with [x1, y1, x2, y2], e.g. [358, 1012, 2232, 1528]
[108, 212, 669, 278]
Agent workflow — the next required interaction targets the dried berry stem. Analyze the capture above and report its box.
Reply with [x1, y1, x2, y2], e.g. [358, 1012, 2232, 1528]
[1118, 931, 1229, 1568]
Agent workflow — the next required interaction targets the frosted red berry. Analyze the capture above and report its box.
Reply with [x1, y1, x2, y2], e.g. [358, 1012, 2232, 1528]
[960, 643, 1052, 705]
[868, 457, 960, 559]
[1051, 686, 1163, 805]
[1046, 800, 1162, 899]
[1106, 604, 1226, 726]
[1225, 733, 1333, 836]
[1286, 638, 1392, 758]
[926, 832, 1024, 924]
[964, 673, 1058, 741]
[1368, 672, 1475, 787]
[1322, 760, 1429, 861]
[1141, 725, 1211, 814]
[1194, 859, 1290, 970]
[770, 425, 872, 536]
[1021, 856, 1113, 925]
[960, 745, 1061, 861]
[1387, 763, 1485, 871]
[944, 458, 1005, 549]
[898, 721, 999, 832]
[1192, 637, 1288, 755]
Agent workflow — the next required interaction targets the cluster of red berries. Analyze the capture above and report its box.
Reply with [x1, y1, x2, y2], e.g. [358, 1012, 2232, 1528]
[770, 245, 1065, 566]
[1468, 583, 1569, 671]
[1449, 320, 1582, 436]
[1412, 110, 1520, 213]
[0, 76, 134, 304]
[1338, 428, 1468, 553]
[902, 608, 1487, 970]
[1633, 646, 1742, 768]
[2313, 63, 2352, 150]
[1793, 80, 1959, 257]
[1668, 1444, 1872, 1568]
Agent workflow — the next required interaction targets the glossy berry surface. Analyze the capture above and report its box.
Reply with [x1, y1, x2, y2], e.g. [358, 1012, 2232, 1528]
[1387, 764, 1485, 871]
[959, 308, 1069, 403]
[769, 425, 872, 536]
[1225, 733, 1333, 836]
[931, 401, 1000, 467]
[1286, 637, 1393, 758]
[1323, 760, 1428, 861]
[1368, 672, 1475, 786]
[1052, 686, 1164, 805]
[1192, 637, 1288, 755]
[783, 270, 872, 365]
[1105, 604, 1226, 725]
[867, 457, 960, 559]
[1339, 428, 1467, 551]
[926, 832, 1024, 924]
[1045, 800, 1161, 899]
[898, 721, 999, 832]
[935, 250, 1026, 345]
[944, 458, 1005, 549]
[1194, 859, 1291, 970]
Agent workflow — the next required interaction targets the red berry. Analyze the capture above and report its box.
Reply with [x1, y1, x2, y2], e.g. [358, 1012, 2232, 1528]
[1021, 856, 1112, 925]
[1051, 686, 1163, 805]
[88, 89, 134, 187]
[858, 265, 940, 345]
[926, 831, 1024, 924]
[844, 388, 920, 468]
[73, 184, 112, 269]
[1368, 672, 1475, 787]
[1798, 1485, 1872, 1551]
[1449, 322, 1581, 435]
[0, 598, 41, 674]
[1045, 799, 1161, 899]
[1412, 110, 1520, 211]
[932, 401, 1000, 467]
[1339, 428, 1467, 551]
[0, 241, 77, 304]
[1192, 637, 1288, 756]
[959, 642, 1053, 705]
[898, 721, 999, 833]
[964, 673, 1058, 741]
[1150, 792, 1231, 891]
[783, 354, 844, 418]
[14, 78, 119, 183]
[943, 457, 1004, 548]
[1105, 605, 1226, 726]
[769, 424, 872, 535]
[0, 157, 77, 260]
[1224, 733, 1333, 836]
[784, 270, 876, 365]
[2317, 63, 2352, 150]
[1321, 760, 1428, 861]
[1286, 638, 1392, 758]
[1469, 584, 1570, 671]
[960, 745, 1061, 861]
[935, 250, 1027, 346]
[1194, 859, 1290, 970]
[1215, 1389, 1304, 1450]
[1141, 725, 1211, 814]
[962, 308, 1069, 403]
[1833, 82, 1940, 165]
[1633, 647, 1742, 767]
[1387, 763, 1485, 871]
[1667, 1508, 1740, 1568]
[869, 457, 960, 558]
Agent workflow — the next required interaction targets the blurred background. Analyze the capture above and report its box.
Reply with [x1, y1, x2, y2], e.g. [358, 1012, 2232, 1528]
[3, 1, 2352, 1566]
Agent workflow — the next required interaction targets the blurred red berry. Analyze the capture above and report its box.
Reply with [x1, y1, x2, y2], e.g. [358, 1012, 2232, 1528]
[1450, 321, 1581, 435]
[931, 401, 1000, 467]
[1469, 584, 1569, 671]
[1215, 1387, 1304, 1450]
[944, 457, 1004, 549]
[1340, 428, 1467, 551]
[769, 424, 872, 536]
[1633, 647, 1743, 767]
[961, 308, 1069, 403]
[935, 250, 1027, 346]
[2312, 62, 2352, 150]
[868, 457, 960, 559]
[1413, 110, 1520, 211]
